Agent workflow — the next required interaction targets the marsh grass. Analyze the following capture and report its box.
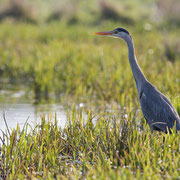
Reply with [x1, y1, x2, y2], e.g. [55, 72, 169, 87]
[0, 108, 179, 179]
[0, 21, 179, 104]
[0, 0, 37, 23]
[0, 1, 180, 179]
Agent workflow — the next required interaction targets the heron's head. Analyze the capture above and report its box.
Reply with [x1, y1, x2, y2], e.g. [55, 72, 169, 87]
[93, 27, 131, 40]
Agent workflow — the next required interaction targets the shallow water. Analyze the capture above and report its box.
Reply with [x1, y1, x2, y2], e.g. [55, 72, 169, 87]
[0, 88, 68, 134]
[0, 103, 67, 135]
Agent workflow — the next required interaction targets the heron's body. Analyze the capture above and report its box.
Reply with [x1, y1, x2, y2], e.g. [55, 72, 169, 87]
[94, 28, 180, 133]
[140, 80, 180, 132]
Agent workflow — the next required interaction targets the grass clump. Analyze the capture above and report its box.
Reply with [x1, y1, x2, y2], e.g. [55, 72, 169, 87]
[0, 108, 179, 179]
[98, 0, 134, 24]
[0, 0, 37, 23]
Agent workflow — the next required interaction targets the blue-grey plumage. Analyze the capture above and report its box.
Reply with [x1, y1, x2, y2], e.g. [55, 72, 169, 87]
[139, 81, 180, 133]
[94, 28, 180, 133]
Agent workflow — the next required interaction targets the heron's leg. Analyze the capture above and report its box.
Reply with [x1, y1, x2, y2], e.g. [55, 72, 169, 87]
[150, 126, 154, 134]
[163, 136, 165, 143]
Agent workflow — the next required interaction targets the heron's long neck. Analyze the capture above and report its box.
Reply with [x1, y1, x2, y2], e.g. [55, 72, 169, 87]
[124, 36, 147, 94]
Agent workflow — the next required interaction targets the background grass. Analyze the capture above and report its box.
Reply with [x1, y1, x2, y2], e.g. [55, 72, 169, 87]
[0, 0, 180, 179]
[0, 21, 179, 104]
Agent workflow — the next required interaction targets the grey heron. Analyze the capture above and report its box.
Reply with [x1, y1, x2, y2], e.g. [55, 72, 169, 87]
[93, 27, 180, 133]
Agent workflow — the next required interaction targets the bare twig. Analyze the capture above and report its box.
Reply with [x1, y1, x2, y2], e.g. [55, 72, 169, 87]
[3, 111, 10, 137]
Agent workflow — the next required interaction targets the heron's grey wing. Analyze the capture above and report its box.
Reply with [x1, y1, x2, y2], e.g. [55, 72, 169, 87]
[139, 84, 179, 132]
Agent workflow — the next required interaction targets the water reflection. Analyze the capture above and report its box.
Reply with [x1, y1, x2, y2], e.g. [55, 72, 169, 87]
[0, 103, 67, 134]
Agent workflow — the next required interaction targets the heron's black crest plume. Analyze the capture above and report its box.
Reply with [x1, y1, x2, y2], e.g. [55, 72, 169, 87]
[115, 28, 129, 35]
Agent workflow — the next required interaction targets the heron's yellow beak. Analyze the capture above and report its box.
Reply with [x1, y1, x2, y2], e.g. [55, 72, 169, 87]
[93, 31, 114, 35]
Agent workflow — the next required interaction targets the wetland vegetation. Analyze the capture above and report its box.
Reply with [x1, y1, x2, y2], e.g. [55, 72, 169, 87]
[0, 0, 180, 179]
